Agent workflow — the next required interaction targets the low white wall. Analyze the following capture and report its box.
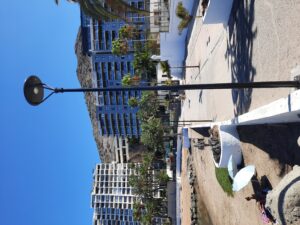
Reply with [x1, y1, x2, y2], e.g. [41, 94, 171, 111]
[187, 89, 300, 169]
[230, 89, 300, 125]
[189, 90, 300, 128]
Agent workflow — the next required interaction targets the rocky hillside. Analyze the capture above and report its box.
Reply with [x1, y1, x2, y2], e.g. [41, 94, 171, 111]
[74, 28, 114, 163]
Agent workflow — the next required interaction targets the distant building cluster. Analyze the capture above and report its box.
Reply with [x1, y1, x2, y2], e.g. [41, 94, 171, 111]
[91, 163, 173, 225]
[80, 10, 144, 139]
[80, 2, 147, 165]
[79, 0, 173, 224]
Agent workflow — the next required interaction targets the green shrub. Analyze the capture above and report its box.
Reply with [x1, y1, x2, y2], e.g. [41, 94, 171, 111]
[128, 97, 139, 107]
[119, 25, 137, 39]
[112, 39, 129, 56]
[121, 74, 132, 86]
[215, 167, 233, 196]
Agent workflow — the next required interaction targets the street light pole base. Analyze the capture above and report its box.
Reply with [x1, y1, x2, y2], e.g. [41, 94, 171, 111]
[292, 65, 300, 89]
[293, 75, 300, 82]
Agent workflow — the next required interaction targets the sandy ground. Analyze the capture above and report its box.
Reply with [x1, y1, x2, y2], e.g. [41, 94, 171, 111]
[180, 148, 192, 225]
[179, 0, 300, 225]
[191, 145, 262, 225]
[180, 127, 300, 225]
[180, 145, 213, 225]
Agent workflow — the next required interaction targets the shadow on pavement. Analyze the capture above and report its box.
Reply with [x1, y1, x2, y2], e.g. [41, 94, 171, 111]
[227, 0, 257, 116]
[237, 123, 300, 176]
[250, 175, 273, 199]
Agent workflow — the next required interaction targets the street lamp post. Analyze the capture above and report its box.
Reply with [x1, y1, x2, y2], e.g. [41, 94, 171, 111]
[169, 120, 213, 123]
[24, 75, 300, 106]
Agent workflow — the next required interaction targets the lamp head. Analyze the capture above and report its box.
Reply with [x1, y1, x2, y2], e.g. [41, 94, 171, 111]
[23, 75, 44, 106]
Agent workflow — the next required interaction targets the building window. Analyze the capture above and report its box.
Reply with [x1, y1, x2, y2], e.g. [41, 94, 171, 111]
[138, 2, 143, 9]
[108, 62, 112, 80]
[127, 62, 131, 72]
[112, 30, 117, 40]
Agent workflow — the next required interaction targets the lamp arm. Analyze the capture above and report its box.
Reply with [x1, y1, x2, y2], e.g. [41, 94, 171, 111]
[42, 83, 55, 91]
[41, 91, 55, 103]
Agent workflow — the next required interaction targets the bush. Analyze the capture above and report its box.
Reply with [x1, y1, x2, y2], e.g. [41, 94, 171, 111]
[141, 117, 164, 150]
[128, 97, 139, 107]
[119, 25, 137, 39]
[121, 74, 132, 86]
[112, 39, 129, 56]
[137, 92, 159, 121]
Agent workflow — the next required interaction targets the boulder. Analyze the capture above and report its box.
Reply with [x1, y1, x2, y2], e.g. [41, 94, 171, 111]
[266, 166, 300, 225]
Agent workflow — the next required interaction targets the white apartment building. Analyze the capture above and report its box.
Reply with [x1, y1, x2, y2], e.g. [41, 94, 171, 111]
[97, 136, 129, 163]
[91, 163, 140, 225]
[114, 137, 129, 163]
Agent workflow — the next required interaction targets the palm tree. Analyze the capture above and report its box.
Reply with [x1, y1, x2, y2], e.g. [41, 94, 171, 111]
[176, 1, 201, 34]
[55, 0, 77, 5]
[105, 0, 149, 18]
[78, 0, 120, 21]
[54, 0, 118, 20]
[55, 0, 149, 21]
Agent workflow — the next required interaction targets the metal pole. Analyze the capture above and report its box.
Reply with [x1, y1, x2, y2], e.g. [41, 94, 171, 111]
[53, 81, 300, 93]
[169, 120, 212, 123]
[171, 65, 200, 69]
[163, 123, 191, 126]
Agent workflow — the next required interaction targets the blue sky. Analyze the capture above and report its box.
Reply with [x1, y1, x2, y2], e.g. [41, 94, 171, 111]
[0, 1, 99, 225]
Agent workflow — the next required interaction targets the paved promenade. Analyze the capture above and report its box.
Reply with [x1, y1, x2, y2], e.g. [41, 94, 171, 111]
[181, 0, 300, 124]
[179, 1, 300, 225]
